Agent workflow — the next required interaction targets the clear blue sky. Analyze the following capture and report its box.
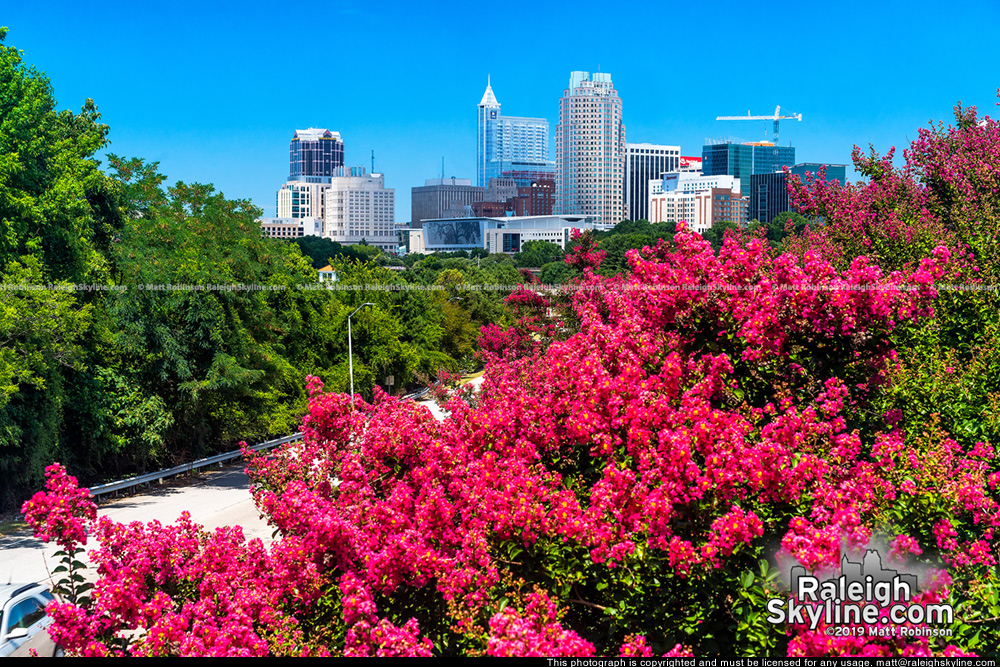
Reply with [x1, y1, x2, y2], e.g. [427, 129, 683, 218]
[4, 0, 999, 222]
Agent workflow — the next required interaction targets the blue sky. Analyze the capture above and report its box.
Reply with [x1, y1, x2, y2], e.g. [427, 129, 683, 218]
[4, 0, 999, 222]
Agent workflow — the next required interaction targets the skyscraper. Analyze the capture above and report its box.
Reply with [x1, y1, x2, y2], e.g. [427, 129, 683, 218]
[625, 143, 680, 222]
[289, 128, 345, 180]
[555, 71, 626, 224]
[702, 141, 795, 182]
[477, 77, 552, 187]
[748, 163, 847, 224]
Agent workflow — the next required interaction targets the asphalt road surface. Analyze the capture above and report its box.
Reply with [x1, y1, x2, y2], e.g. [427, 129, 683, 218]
[0, 376, 484, 587]
[0, 463, 273, 586]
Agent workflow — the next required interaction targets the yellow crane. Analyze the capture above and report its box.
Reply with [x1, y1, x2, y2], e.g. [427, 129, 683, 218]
[715, 106, 802, 144]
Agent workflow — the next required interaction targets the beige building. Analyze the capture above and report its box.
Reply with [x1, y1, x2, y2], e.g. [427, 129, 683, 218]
[649, 187, 748, 233]
[322, 172, 396, 251]
[259, 217, 322, 239]
[555, 71, 626, 225]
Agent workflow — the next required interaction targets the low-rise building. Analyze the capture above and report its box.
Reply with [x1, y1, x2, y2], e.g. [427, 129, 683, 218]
[649, 187, 747, 233]
[417, 215, 608, 254]
[259, 217, 323, 239]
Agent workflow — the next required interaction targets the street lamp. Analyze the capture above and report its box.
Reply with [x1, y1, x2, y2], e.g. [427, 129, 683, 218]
[348, 302, 375, 406]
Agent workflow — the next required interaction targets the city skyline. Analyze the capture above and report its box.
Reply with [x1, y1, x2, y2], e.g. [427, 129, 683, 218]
[4, 0, 999, 223]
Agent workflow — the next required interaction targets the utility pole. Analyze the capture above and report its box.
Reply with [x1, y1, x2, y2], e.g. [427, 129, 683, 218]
[348, 302, 375, 408]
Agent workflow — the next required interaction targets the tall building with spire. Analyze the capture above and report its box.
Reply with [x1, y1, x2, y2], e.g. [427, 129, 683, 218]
[555, 71, 626, 224]
[477, 76, 552, 187]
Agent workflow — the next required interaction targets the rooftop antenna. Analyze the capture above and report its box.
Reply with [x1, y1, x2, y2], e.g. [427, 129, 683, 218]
[371, 149, 375, 174]
[442, 156, 445, 180]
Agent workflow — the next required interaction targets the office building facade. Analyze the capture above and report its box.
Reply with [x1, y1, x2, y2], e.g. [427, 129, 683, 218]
[649, 187, 748, 233]
[747, 172, 789, 224]
[322, 171, 396, 251]
[702, 141, 795, 183]
[555, 71, 627, 225]
[625, 143, 680, 222]
[289, 128, 344, 180]
[411, 178, 484, 226]
[259, 217, 323, 239]
[748, 163, 847, 224]
[512, 180, 555, 217]
[477, 77, 552, 187]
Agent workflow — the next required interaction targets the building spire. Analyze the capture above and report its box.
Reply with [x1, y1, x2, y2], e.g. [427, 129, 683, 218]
[479, 75, 499, 107]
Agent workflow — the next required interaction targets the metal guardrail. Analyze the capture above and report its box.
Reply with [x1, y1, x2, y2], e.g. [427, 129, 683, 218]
[403, 387, 430, 401]
[85, 388, 434, 499]
[88, 432, 304, 498]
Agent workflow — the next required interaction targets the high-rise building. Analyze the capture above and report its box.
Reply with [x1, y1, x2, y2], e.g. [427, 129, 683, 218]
[789, 163, 847, 184]
[411, 178, 484, 227]
[555, 71, 627, 225]
[277, 181, 332, 220]
[323, 170, 396, 251]
[289, 128, 344, 180]
[625, 143, 680, 222]
[477, 77, 552, 187]
[748, 163, 847, 224]
[747, 172, 790, 225]
[702, 141, 795, 183]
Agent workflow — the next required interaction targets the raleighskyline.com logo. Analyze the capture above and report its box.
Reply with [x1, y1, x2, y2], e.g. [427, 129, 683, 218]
[766, 548, 953, 636]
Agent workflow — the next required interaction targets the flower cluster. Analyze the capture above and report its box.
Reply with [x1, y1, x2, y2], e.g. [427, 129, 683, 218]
[25, 107, 1000, 658]
[21, 463, 96, 554]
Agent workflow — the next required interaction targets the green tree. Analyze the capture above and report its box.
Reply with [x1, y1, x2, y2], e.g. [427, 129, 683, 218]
[513, 240, 565, 268]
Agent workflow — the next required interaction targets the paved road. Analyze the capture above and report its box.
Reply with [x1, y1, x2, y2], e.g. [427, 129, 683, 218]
[0, 464, 273, 586]
[0, 376, 485, 586]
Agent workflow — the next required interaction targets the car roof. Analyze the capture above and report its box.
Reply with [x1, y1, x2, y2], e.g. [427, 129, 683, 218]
[0, 583, 45, 602]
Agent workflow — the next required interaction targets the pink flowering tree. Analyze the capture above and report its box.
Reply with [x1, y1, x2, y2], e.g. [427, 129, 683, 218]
[22, 106, 1000, 657]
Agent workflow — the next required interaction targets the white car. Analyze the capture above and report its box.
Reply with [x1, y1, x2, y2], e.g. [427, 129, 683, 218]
[0, 583, 59, 658]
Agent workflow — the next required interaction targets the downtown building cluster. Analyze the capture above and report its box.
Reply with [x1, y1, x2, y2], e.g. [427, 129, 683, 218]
[260, 72, 846, 254]
[259, 128, 397, 252]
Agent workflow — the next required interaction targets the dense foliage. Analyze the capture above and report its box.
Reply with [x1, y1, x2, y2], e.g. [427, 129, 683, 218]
[0, 33, 515, 506]
[10, 24, 1000, 658]
[22, 97, 1000, 657]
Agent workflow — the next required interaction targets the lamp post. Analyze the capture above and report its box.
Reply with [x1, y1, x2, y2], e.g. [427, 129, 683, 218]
[348, 302, 374, 406]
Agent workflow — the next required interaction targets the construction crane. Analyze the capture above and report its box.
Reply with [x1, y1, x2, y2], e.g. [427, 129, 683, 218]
[715, 106, 802, 144]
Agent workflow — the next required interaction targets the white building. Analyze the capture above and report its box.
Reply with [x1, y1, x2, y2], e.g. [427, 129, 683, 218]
[259, 217, 323, 239]
[555, 71, 626, 225]
[322, 172, 396, 251]
[277, 181, 331, 220]
[483, 216, 599, 255]
[647, 171, 747, 233]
